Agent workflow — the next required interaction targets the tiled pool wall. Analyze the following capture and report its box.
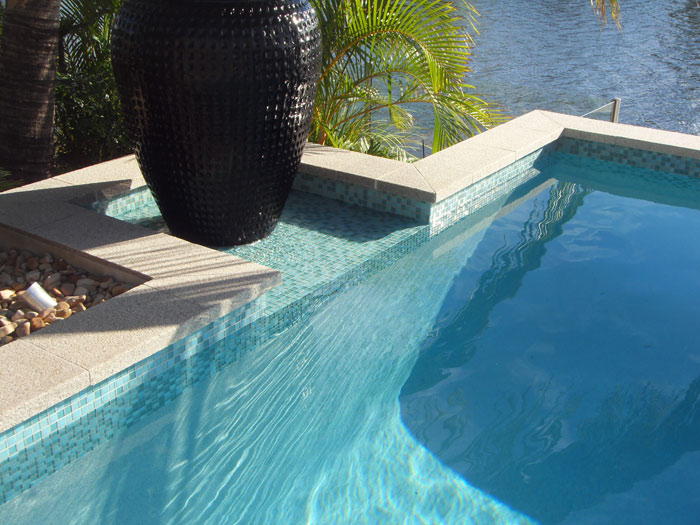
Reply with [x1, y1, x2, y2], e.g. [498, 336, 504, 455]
[3, 136, 700, 505]
[429, 148, 553, 235]
[88, 184, 156, 217]
[555, 137, 700, 178]
[0, 219, 430, 504]
[292, 172, 433, 222]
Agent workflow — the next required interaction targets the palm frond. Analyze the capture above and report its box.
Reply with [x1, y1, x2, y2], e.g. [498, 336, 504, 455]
[590, 0, 622, 28]
[309, 0, 501, 160]
[60, 0, 120, 72]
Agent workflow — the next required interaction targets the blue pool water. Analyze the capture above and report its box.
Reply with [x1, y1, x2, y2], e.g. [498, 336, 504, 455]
[3, 153, 700, 523]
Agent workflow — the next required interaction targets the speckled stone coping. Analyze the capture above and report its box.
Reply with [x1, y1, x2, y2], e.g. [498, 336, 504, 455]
[300, 110, 700, 205]
[2, 109, 700, 434]
[0, 161, 281, 433]
[1, 110, 699, 503]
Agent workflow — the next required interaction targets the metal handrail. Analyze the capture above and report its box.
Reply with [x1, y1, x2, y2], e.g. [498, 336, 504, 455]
[582, 97, 621, 123]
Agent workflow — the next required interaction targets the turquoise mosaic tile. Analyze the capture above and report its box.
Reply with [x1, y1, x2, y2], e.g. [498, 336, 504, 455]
[293, 172, 432, 223]
[228, 191, 428, 315]
[7, 136, 699, 505]
[89, 184, 157, 218]
[555, 137, 700, 178]
[0, 190, 428, 505]
[429, 147, 553, 235]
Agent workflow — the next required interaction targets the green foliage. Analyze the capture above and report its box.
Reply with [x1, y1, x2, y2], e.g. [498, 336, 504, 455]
[0, 167, 20, 191]
[54, 0, 130, 173]
[308, 0, 503, 160]
[591, 0, 621, 27]
[54, 59, 129, 172]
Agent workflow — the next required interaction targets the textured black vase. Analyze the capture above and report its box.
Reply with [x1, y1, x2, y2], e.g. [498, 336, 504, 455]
[111, 0, 321, 246]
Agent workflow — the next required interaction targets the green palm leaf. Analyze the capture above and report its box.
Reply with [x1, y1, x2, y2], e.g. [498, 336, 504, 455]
[591, 0, 621, 27]
[59, 0, 119, 73]
[309, 0, 504, 160]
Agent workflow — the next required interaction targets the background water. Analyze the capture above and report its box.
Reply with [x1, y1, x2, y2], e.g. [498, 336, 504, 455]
[415, 0, 699, 148]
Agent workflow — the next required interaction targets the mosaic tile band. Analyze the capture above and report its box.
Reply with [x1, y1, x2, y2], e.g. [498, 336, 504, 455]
[0, 192, 429, 504]
[555, 137, 700, 178]
[292, 172, 432, 222]
[4, 137, 700, 505]
[429, 148, 552, 236]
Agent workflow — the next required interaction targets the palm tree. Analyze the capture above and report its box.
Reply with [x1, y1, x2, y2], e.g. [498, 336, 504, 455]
[54, 0, 129, 172]
[0, 0, 61, 183]
[309, 0, 502, 160]
[309, 0, 621, 161]
[0, 0, 622, 183]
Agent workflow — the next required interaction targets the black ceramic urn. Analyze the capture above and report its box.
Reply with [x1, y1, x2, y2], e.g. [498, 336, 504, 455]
[111, 0, 321, 246]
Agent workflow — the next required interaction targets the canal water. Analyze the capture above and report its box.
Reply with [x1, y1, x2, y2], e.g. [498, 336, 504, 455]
[417, 0, 699, 149]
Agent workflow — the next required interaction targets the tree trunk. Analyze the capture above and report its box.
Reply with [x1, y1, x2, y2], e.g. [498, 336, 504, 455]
[0, 0, 60, 184]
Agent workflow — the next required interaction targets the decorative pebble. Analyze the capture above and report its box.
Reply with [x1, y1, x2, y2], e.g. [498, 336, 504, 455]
[56, 301, 71, 313]
[14, 320, 30, 337]
[111, 285, 129, 296]
[25, 269, 41, 282]
[75, 278, 97, 288]
[0, 322, 16, 336]
[44, 272, 62, 289]
[29, 317, 45, 331]
[25, 257, 39, 270]
[39, 307, 56, 319]
[0, 246, 133, 346]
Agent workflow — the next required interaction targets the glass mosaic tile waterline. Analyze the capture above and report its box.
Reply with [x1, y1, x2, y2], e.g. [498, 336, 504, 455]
[0, 191, 429, 504]
[4, 137, 700, 505]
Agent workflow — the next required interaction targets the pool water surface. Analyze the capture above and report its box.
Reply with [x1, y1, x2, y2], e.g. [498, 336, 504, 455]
[2, 152, 700, 523]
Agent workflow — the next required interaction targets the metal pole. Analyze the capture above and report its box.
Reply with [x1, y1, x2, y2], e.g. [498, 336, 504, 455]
[610, 97, 621, 123]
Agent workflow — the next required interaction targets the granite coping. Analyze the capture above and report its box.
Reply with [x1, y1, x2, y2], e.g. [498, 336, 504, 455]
[303, 110, 700, 202]
[0, 161, 281, 432]
[2, 109, 700, 433]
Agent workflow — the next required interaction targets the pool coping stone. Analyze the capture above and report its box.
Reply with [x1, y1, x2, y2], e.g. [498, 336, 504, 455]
[1, 109, 699, 435]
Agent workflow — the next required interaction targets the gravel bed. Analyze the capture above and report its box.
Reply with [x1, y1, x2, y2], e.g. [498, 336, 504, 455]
[0, 248, 133, 347]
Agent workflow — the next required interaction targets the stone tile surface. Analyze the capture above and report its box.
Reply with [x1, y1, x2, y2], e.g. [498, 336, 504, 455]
[377, 164, 436, 202]
[464, 118, 560, 156]
[540, 110, 700, 159]
[415, 142, 517, 201]
[300, 142, 403, 188]
[26, 285, 214, 384]
[0, 340, 90, 431]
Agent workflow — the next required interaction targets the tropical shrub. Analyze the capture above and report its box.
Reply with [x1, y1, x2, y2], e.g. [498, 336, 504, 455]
[309, 0, 502, 160]
[2, 0, 621, 174]
[0, 167, 20, 191]
[54, 0, 130, 173]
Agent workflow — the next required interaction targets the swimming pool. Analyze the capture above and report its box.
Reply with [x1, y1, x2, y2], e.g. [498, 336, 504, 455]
[2, 138, 700, 523]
